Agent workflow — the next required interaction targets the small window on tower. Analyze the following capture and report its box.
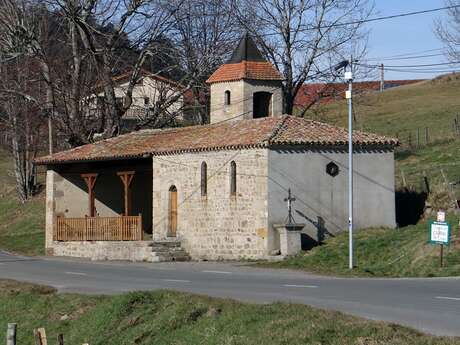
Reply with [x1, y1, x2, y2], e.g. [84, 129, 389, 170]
[224, 90, 231, 105]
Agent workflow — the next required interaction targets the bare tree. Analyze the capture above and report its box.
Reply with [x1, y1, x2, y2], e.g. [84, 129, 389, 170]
[435, 0, 460, 61]
[169, 0, 241, 124]
[0, 58, 46, 202]
[231, 0, 373, 115]
[0, 0, 189, 147]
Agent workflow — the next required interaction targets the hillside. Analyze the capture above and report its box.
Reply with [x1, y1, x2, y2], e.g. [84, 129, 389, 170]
[300, 74, 460, 192]
[0, 149, 45, 255]
[263, 214, 460, 277]
[303, 73, 460, 141]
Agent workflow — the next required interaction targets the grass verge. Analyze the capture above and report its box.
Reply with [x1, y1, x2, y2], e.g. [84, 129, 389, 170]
[0, 279, 459, 345]
[0, 149, 45, 256]
[262, 215, 460, 278]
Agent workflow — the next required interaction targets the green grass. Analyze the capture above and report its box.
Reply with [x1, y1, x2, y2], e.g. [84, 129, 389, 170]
[395, 139, 460, 189]
[263, 214, 460, 277]
[0, 149, 45, 256]
[302, 75, 460, 140]
[0, 279, 459, 345]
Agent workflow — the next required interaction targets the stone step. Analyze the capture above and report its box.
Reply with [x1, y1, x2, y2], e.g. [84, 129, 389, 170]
[151, 251, 191, 262]
[150, 246, 186, 253]
[150, 240, 191, 262]
[150, 241, 182, 248]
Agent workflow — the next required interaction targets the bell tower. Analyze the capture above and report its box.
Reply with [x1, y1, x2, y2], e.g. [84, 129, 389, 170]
[206, 34, 284, 124]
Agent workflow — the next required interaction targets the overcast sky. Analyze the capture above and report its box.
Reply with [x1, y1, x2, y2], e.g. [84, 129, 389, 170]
[365, 0, 454, 80]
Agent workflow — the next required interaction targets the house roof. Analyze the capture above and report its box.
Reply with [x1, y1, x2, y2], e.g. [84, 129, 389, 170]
[295, 80, 426, 107]
[95, 69, 183, 91]
[206, 33, 283, 84]
[206, 61, 284, 84]
[35, 116, 398, 165]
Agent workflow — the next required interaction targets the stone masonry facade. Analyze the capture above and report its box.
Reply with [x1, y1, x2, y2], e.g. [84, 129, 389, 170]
[152, 149, 269, 260]
[210, 80, 283, 124]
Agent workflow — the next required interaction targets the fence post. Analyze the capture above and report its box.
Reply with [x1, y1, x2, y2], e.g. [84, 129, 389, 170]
[425, 127, 429, 144]
[34, 328, 47, 345]
[57, 334, 64, 345]
[408, 133, 412, 148]
[6, 323, 17, 345]
[423, 171, 430, 194]
[416, 128, 420, 148]
[401, 169, 407, 189]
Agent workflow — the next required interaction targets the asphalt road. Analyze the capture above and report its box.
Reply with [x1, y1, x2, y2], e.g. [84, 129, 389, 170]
[1, 250, 460, 337]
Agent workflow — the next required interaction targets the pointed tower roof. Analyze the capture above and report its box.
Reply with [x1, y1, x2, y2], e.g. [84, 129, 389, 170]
[227, 33, 265, 63]
[206, 34, 283, 84]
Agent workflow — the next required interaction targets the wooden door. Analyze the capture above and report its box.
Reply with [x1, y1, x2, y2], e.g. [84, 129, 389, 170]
[168, 186, 177, 237]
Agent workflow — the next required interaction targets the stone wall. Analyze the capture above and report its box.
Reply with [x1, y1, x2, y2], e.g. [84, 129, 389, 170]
[209, 80, 283, 124]
[152, 149, 269, 260]
[52, 241, 154, 262]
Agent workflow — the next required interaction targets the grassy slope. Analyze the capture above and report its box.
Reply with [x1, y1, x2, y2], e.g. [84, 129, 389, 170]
[303, 75, 460, 139]
[264, 214, 460, 277]
[0, 150, 45, 256]
[396, 139, 460, 189]
[1, 280, 459, 345]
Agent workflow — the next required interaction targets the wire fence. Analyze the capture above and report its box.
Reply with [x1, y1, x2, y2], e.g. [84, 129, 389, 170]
[392, 114, 460, 150]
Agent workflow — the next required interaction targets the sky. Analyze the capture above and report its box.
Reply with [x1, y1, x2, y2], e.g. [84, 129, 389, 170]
[364, 0, 454, 80]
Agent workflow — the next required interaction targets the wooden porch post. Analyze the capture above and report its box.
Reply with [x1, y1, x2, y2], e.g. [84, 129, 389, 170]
[81, 173, 98, 217]
[117, 171, 135, 216]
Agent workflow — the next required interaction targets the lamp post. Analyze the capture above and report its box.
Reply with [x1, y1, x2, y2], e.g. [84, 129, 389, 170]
[336, 59, 354, 269]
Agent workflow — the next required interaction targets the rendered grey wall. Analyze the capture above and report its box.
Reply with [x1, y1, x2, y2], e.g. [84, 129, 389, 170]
[267, 147, 396, 247]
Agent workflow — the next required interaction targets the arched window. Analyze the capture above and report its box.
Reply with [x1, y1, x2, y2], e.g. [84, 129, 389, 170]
[224, 90, 231, 105]
[230, 161, 237, 196]
[201, 162, 207, 197]
[168, 185, 177, 237]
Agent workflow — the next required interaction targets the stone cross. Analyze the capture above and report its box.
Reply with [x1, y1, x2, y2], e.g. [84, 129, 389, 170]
[284, 188, 296, 224]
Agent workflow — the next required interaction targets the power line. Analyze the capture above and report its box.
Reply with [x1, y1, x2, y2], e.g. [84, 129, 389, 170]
[377, 61, 460, 68]
[358, 61, 460, 69]
[257, 5, 460, 37]
[366, 48, 447, 61]
[366, 53, 447, 62]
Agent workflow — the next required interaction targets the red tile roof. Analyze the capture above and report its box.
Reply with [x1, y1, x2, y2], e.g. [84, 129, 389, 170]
[34, 116, 398, 165]
[206, 61, 284, 84]
[295, 80, 426, 106]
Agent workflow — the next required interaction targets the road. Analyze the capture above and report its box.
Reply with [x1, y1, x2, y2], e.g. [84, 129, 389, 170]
[1, 250, 459, 336]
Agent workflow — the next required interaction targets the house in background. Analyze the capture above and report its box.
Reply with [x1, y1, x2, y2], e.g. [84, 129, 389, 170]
[35, 34, 398, 262]
[87, 69, 186, 128]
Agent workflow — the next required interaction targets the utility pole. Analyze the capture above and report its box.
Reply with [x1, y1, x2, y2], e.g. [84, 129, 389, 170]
[334, 58, 355, 269]
[380, 64, 385, 92]
[345, 59, 354, 270]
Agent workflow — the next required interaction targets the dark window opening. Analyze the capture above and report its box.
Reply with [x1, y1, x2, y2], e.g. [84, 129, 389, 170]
[224, 90, 231, 105]
[230, 161, 237, 196]
[144, 97, 150, 106]
[201, 162, 207, 196]
[253, 91, 272, 118]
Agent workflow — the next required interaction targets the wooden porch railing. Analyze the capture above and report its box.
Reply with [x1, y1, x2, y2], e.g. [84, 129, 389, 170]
[55, 215, 143, 241]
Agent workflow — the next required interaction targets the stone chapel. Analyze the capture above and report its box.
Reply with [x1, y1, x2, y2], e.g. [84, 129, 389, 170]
[35, 34, 398, 262]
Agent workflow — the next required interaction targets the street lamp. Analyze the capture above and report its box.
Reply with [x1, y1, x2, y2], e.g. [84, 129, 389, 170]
[335, 59, 354, 270]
